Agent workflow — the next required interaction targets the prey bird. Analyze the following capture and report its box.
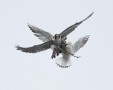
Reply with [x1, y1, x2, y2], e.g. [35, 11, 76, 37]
[16, 12, 93, 59]
[56, 35, 90, 68]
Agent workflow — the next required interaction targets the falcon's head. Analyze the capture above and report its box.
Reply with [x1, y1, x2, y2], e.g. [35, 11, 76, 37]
[53, 34, 61, 40]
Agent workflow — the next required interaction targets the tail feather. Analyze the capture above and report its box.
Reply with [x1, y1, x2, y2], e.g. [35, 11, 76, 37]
[55, 57, 72, 68]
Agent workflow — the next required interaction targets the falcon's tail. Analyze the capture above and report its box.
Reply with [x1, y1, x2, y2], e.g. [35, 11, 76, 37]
[55, 57, 72, 68]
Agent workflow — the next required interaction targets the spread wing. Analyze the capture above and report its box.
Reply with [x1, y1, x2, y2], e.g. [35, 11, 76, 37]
[72, 35, 90, 53]
[60, 12, 94, 38]
[16, 41, 52, 53]
[28, 23, 53, 42]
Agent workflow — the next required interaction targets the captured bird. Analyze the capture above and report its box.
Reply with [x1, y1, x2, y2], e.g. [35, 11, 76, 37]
[16, 12, 93, 59]
[56, 35, 90, 68]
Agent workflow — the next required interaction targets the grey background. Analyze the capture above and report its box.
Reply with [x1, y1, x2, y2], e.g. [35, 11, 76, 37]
[0, 0, 113, 90]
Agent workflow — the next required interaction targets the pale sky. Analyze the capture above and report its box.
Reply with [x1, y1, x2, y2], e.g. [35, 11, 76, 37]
[0, 0, 113, 90]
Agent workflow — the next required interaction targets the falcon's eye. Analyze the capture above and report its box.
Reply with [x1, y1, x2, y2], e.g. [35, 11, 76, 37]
[58, 35, 61, 38]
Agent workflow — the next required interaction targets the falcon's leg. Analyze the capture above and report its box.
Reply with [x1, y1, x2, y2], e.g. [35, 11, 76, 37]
[51, 46, 61, 59]
[51, 49, 57, 59]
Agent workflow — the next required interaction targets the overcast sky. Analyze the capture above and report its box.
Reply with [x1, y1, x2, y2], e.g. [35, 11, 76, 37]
[0, 0, 113, 90]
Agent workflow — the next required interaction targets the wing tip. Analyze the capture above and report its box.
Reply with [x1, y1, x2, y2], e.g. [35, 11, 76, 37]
[27, 23, 37, 33]
[81, 35, 90, 44]
[86, 35, 90, 38]
[27, 23, 32, 28]
[81, 12, 94, 22]
[15, 45, 22, 50]
[15, 45, 30, 53]
[90, 12, 94, 16]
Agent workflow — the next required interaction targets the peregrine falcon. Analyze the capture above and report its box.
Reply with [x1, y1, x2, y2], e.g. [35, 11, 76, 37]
[16, 12, 93, 59]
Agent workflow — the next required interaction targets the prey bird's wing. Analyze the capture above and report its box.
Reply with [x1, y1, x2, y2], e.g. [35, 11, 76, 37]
[28, 23, 53, 42]
[16, 41, 52, 53]
[60, 12, 94, 38]
[72, 35, 90, 53]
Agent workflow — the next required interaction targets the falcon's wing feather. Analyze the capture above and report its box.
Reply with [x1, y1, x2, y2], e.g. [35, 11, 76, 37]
[16, 41, 52, 53]
[60, 12, 94, 38]
[72, 35, 90, 53]
[28, 23, 53, 42]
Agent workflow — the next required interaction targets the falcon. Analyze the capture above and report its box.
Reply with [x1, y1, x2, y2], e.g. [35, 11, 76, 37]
[16, 12, 93, 59]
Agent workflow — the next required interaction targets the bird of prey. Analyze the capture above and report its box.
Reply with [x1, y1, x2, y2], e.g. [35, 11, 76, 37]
[16, 12, 93, 59]
[56, 35, 90, 68]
